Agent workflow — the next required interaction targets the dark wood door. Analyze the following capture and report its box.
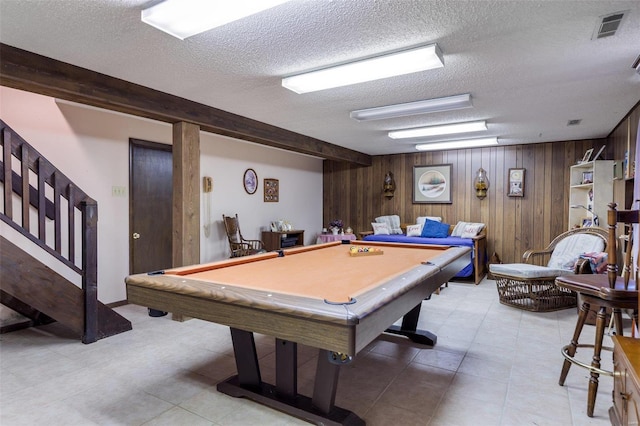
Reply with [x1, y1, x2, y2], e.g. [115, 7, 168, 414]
[129, 139, 172, 275]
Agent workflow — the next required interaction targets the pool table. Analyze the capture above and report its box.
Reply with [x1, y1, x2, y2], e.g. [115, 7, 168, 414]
[125, 241, 469, 425]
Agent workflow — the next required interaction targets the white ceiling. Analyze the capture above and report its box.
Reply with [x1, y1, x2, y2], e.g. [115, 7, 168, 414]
[1, 0, 639, 156]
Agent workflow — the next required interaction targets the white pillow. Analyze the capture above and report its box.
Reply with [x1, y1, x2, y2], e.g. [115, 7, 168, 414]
[371, 222, 391, 235]
[460, 224, 484, 238]
[406, 224, 423, 237]
[375, 215, 402, 234]
[452, 221, 485, 237]
[416, 216, 442, 225]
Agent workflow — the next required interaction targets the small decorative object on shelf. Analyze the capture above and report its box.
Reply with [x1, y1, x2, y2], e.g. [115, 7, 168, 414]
[329, 219, 344, 235]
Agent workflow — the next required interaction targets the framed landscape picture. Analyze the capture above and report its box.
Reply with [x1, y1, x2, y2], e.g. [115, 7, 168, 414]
[413, 164, 452, 204]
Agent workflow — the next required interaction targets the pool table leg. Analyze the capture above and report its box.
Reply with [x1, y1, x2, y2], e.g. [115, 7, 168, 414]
[275, 338, 297, 398]
[217, 329, 365, 425]
[385, 302, 437, 346]
[312, 349, 340, 413]
[229, 328, 261, 386]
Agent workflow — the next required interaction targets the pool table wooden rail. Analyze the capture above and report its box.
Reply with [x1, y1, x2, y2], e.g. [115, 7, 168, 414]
[125, 244, 469, 355]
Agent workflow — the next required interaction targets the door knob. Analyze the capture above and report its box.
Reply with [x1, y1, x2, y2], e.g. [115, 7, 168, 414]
[132, 232, 140, 239]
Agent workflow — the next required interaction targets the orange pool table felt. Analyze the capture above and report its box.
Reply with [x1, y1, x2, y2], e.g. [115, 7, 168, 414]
[169, 241, 454, 303]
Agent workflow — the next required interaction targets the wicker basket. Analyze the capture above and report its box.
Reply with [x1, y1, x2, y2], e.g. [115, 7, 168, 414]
[494, 273, 577, 312]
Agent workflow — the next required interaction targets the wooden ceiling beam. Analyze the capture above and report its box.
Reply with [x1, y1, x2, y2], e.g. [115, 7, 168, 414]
[0, 43, 372, 166]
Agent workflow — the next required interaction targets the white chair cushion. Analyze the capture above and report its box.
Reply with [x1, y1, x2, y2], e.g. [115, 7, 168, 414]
[375, 215, 403, 234]
[547, 234, 605, 270]
[489, 263, 572, 279]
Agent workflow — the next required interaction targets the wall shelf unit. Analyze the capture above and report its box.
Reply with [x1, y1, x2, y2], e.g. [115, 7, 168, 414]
[568, 160, 614, 230]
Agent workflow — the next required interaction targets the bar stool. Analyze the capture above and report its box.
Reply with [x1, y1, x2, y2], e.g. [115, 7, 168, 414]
[555, 203, 638, 417]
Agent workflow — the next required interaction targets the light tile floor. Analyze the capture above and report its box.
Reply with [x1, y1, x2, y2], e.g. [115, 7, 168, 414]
[0, 278, 623, 425]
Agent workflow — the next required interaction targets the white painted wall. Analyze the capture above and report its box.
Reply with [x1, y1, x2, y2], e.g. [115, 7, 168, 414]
[0, 87, 323, 304]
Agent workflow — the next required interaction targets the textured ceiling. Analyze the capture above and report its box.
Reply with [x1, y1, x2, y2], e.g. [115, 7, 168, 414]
[1, 0, 639, 156]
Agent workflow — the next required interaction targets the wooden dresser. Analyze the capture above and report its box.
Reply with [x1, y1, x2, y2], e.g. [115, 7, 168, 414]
[611, 335, 640, 426]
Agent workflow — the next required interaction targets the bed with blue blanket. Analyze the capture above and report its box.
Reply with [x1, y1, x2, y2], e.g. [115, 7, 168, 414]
[363, 231, 487, 284]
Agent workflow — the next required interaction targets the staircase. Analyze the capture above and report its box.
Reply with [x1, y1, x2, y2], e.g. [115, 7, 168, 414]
[0, 119, 131, 343]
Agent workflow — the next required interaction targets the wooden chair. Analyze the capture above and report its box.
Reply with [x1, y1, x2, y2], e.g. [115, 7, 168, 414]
[556, 203, 638, 417]
[222, 214, 266, 258]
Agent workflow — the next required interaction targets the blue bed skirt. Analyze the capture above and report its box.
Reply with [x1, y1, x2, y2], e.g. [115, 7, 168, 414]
[362, 234, 475, 278]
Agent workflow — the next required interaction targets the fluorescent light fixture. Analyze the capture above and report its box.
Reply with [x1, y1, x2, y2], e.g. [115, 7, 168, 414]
[141, 0, 292, 40]
[389, 120, 487, 139]
[350, 93, 472, 121]
[416, 137, 498, 151]
[633, 54, 640, 74]
[282, 44, 444, 94]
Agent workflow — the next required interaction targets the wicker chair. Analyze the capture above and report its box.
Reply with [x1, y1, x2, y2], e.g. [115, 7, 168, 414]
[222, 214, 266, 258]
[556, 203, 638, 417]
[489, 227, 608, 312]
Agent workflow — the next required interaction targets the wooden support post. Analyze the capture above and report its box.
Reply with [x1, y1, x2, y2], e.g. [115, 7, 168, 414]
[172, 122, 200, 322]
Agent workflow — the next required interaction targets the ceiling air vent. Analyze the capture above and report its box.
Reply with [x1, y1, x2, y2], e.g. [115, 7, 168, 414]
[567, 119, 582, 126]
[592, 11, 626, 39]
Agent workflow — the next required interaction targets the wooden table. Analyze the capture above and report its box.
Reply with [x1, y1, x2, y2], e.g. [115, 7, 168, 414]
[126, 241, 469, 425]
[316, 233, 357, 244]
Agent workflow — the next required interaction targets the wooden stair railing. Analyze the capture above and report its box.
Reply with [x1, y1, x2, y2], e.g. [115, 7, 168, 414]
[0, 119, 131, 343]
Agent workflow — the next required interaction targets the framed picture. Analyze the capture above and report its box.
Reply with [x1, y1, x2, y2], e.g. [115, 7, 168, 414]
[413, 164, 452, 204]
[507, 168, 525, 197]
[243, 168, 257, 194]
[580, 148, 593, 163]
[264, 178, 279, 202]
[582, 171, 593, 184]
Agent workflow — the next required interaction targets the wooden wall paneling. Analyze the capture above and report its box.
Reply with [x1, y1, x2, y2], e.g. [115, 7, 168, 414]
[403, 155, 411, 221]
[461, 149, 472, 222]
[502, 146, 522, 262]
[460, 150, 471, 223]
[352, 164, 363, 233]
[480, 147, 492, 224]
[492, 146, 505, 260]
[611, 120, 627, 206]
[521, 144, 536, 255]
[384, 155, 399, 216]
[372, 158, 382, 216]
[541, 144, 554, 249]
[550, 143, 568, 236]
[399, 154, 410, 221]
